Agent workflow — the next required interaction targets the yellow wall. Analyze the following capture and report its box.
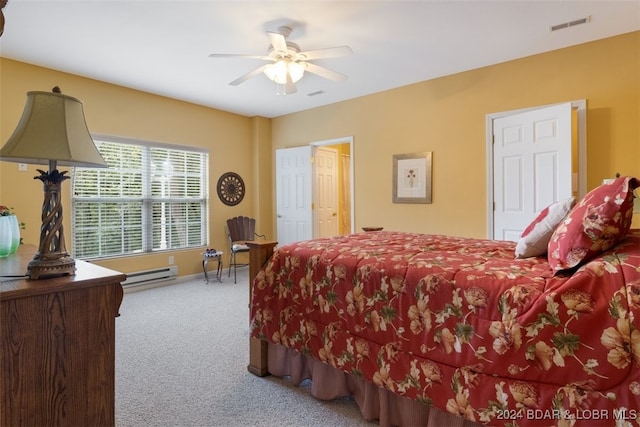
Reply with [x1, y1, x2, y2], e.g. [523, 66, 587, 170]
[1, 31, 639, 277]
[0, 59, 270, 277]
[272, 32, 640, 237]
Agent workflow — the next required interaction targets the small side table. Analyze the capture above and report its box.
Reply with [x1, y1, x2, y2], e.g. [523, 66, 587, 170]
[202, 250, 223, 284]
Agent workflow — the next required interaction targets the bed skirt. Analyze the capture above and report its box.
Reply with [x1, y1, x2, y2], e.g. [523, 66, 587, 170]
[267, 342, 482, 427]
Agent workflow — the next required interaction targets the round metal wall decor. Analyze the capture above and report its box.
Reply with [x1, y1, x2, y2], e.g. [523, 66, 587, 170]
[217, 172, 245, 206]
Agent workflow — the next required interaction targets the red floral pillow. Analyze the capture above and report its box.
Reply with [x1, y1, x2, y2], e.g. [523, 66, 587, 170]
[548, 176, 638, 272]
[515, 197, 576, 258]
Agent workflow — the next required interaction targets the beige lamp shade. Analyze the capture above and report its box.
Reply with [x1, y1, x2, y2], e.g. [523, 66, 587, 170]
[0, 90, 107, 167]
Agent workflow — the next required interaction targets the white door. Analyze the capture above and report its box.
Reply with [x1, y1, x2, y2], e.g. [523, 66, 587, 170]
[276, 146, 313, 246]
[492, 103, 573, 241]
[313, 146, 339, 239]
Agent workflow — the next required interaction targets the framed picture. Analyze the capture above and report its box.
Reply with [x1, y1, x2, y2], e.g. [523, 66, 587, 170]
[392, 152, 432, 204]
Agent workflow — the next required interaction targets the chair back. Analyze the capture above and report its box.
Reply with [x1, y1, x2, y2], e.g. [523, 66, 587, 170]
[227, 216, 256, 243]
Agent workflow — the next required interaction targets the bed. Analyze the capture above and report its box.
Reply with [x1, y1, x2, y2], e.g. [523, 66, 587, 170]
[248, 176, 640, 427]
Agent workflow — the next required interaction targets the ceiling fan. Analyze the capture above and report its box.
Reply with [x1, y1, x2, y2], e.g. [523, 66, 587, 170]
[208, 26, 352, 95]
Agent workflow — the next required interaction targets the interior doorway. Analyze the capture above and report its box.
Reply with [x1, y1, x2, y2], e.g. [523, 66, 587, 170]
[275, 136, 354, 247]
[311, 136, 354, 237]
[486, 100, 586, 240]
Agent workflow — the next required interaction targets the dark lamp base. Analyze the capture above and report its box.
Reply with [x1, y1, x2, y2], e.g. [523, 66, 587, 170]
[27, 253, 76, 279]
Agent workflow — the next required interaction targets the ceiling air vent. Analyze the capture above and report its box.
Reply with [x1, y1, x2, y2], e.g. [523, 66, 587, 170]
[550, 16, 591, 32]
[307, 90, 326, 97]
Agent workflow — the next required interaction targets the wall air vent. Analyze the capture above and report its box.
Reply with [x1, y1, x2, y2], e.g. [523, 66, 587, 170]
[550, 16, 591, 32]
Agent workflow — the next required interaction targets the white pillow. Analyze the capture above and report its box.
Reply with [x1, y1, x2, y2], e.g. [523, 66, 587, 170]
[515, 197, 576, 258]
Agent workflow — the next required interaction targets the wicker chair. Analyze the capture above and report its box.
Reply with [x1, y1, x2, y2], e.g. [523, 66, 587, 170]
[226, 216, 265, 283]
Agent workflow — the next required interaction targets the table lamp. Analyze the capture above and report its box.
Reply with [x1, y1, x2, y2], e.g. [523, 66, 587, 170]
[0, 87, 107, 279]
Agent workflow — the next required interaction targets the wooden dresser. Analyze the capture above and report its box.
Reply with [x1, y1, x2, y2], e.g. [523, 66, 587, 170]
[0, 246, 125, 427]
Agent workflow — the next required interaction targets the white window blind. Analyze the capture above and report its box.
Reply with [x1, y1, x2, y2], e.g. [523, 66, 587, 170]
[72, 138, 208, 259]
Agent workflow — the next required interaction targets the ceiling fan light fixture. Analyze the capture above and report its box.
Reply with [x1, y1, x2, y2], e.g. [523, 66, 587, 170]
[288, 61, 305, 83]
[211, 26, 351, 93]
[264, 59, 305, 84]
[263, 61, 285, 83]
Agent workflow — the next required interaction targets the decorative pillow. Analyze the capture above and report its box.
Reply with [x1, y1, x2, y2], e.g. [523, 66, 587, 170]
[515, 197, 576, 258]
[548, 176, 638, 272]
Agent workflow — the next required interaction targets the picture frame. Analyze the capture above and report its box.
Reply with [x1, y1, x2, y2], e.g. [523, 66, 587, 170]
[392, 151, 432, 204]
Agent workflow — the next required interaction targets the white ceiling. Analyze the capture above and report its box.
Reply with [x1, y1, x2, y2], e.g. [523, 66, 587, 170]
[1, 1, 638, 118]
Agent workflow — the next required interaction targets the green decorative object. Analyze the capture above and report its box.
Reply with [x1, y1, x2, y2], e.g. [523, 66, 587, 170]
[0, 214, 19, 257]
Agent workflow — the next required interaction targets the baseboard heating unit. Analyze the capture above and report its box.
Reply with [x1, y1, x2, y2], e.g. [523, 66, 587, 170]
[123, 266, 178, 287]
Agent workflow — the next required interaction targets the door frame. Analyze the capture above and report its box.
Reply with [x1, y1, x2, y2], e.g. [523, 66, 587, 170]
[310, 136, 355, 235]
[485, 100, 587, 239]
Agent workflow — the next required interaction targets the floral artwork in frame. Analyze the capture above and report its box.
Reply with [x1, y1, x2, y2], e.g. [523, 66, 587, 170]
[392, 152, 432, 204]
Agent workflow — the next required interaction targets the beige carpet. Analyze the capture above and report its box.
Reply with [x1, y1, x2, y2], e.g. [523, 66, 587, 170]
[115, 268, 376, 427]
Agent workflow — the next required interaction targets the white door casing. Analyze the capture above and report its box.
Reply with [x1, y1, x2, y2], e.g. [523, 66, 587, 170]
[313, 146, 339, 239]
[276, 146, 313, 246]
[489, 102, 583, 241]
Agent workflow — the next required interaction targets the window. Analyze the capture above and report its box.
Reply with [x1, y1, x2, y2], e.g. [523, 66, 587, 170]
[72, 137, 208, 259]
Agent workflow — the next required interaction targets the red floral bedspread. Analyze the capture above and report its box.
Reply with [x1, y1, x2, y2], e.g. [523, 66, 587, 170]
[250, 231, 640, 426]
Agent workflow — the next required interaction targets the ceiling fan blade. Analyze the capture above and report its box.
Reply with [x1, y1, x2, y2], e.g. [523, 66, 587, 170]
[229, 64, 269, 86]
[297, 46, 353, 60]
[304, 62, 347, 82]
[209, 53, 271, 60]
[267, 31, 288, 54]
